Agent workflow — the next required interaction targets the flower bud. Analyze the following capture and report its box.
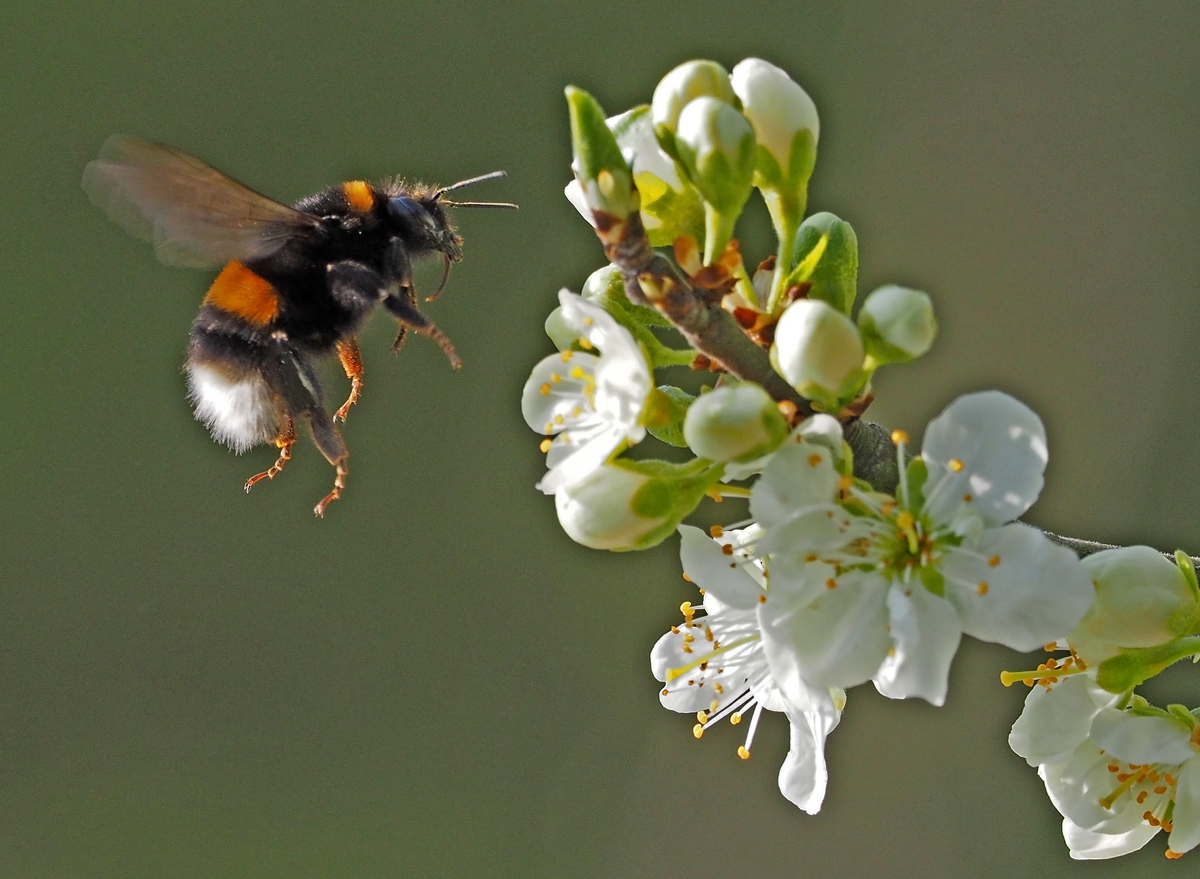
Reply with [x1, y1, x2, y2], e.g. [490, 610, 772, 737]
[683, 383, 788, 462]
[566, 86, 638, 220]
[554, 461, 713, 551]
[1069, 546, 1200, 665]
[673, 97, 756, 263]
[650, 60, 735, 136]
[788, 212, 859, 314]
[770, 299, 865, 405]
[730, 58, 819, 187]
[565, 108, 705, 246]
[857, 285, 937, 364]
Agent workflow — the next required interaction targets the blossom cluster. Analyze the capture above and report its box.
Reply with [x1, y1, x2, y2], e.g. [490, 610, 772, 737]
[522, 57, 1200, 861]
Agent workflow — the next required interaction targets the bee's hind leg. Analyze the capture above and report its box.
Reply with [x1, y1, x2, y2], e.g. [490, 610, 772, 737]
[244, 416, 296, 492]
[308, 414, 348, 518]
[334, 339, 363, 423]
[383, 287, 462, 369]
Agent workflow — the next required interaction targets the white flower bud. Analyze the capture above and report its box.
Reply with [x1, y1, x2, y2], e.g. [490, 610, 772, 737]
[731, 58, 819, 172]
[674, 98, 756, 209]
[683, 384, 788, 462]
[771, 299, 865, 401]
[1069, 546, 1200, 664]
[857, 285, 937, 364]
[554, 464, 671, 551]
[650, 60, 735, 135]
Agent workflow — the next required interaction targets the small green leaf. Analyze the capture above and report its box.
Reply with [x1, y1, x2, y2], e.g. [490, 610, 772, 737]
[787, 212, 859, 314]
[905, 457, 929, 510]
[920, 565, 945, 597]
[644, 386, 694, 448]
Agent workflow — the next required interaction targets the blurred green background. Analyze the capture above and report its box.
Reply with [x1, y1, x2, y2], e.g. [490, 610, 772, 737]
[2, 1, 1198, 876]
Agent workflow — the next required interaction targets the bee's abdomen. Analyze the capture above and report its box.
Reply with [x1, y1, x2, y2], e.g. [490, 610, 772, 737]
[203, 260, 280, 326]
[186, 329, 280, 454]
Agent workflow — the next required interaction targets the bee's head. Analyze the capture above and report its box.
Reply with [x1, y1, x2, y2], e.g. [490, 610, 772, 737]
[387, 194, 463, 261]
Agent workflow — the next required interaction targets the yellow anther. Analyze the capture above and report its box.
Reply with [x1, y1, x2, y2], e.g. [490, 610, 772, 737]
[891, 429, 909, 445]
[713, 683, 724, 695]
[682, 572, 692, 582]
[696, 711, 708, 724]
[539, 383, 551, 396]
[553, 414, 564, 425]
[731, 713, 742, 725]
[579, 338, 593, 349]
[807, 453, 823, 467]
[757, 595, 767, 604]
[896, 510, 914, 530]
[683, 634, 695, 643]
[544, 421, 554, 433]
[838, 476, 853, 492]
[977, 582, 988, 596]
[710, 525, 724, 538]
[1166, 849, 1184, 860]
[710, 699, 720, 712]
[539, 439, 552, 453]
[963, 493, 973, 502]
[806, 553, 818, 562]
[550, 373, 561, 383]
[948, 458, 964, 472]
[569, 366, 585, 379]
[721, 544, 734, 556]
[560, 350, 573, 362]
[680, 601, 694, 618]
[737, 746, 751, 760]
[582, 316, 594, 326]
[693, 724, 704, 739]
[989, 555, 1001, 567]
[825, 578, 837, 590]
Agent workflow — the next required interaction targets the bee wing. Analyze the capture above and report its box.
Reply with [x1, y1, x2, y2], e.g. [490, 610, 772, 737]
[82, 134, 320, 269]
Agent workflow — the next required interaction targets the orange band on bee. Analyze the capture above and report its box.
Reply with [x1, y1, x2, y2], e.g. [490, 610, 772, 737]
[342, 180, 375, 212]
[204, 260, 280, 325]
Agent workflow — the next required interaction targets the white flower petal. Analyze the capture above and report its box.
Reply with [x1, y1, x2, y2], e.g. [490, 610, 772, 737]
[678, 525, 763, 610]
[942, 523, 1093, 651]
[758, 571, 891, 690]
[921, 391, 1048, 528]
[1041, 740, 1153, 833]
[873, 583, 962, 706]
[1008, 674, 1118, 767]
[1089, 708, 1195, 765]
[650, 609, 762, 713]
[1062, 817, 1160, 860]
[520, 351, 602, 433]
[564, 180, 595, 226]
[750, 441, 839, 528]
[536, 422, 625, 495]
[1168, 758, 1200, 854]
[778, 691, 839, 815]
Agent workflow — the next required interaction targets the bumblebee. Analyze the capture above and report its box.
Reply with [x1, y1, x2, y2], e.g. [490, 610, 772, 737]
[83, 135, 514, 516]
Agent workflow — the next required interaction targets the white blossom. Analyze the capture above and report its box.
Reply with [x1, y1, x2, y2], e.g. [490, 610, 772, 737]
[652, 525, 844, 813]
[751, 391, 1094, 705]
[522, 290, 652, 494]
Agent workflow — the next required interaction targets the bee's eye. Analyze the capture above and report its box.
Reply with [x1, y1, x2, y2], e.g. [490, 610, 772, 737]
[388, 196, 423, 223]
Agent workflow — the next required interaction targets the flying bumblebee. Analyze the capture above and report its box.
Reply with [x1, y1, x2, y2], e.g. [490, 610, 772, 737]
[82, 135, 515, 516]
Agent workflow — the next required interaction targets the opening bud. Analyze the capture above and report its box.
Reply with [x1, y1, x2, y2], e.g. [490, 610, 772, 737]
[770, 299, 865, 407]
[857, 284, 937, 365]
[683, 383, 788, 462]
[566, 86, 638, 220]
[1070, 546, 1200, 666]
[730, 58, 819, 189]
[554, 460, 717, 551]
[650, 60, 735, 136]
[672, 97, 756, 263]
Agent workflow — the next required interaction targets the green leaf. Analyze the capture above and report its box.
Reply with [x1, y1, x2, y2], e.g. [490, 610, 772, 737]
[787, 212, 859, 314]
[643, 386, 694, 448]
[566, 86, 634, 217]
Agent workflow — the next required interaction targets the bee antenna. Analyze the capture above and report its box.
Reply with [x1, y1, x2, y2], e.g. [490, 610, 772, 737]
[440, 200, 519, 210]
[435, 170, 507, 197]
